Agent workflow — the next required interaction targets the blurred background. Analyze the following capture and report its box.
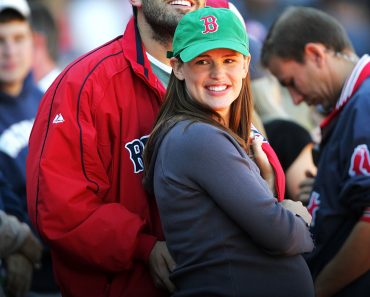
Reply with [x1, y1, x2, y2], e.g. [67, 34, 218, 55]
[29, 0, 370, 131]
[31, 0, 370, 66]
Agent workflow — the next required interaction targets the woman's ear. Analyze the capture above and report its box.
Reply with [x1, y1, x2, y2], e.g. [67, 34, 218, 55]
[170, 57, 185, 80]
[242, 55, 251, 79]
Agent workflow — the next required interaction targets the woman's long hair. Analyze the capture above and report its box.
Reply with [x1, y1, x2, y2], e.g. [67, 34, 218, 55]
[143, 62, 254, 177]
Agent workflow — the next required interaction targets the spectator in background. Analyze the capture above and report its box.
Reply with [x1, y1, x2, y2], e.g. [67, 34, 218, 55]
[0, 170, 43, 297]
[0, 0, 59, 294]
[262, 6, 370, 296]
[0, 0, 38, 219]
[0, 211, 41, 297]
[30, 1, 61, 93]
[264, 119, 317, 203]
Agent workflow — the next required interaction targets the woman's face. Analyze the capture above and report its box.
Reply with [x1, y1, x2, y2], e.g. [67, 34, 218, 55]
[172, 48, 250, 123]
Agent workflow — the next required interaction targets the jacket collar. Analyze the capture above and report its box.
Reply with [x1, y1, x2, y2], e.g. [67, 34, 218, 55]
[321, 54, 370, 129]
[121, 17, 166, 99]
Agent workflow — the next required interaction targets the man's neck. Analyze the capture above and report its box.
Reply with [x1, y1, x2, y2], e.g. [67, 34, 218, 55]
[330, 51, 359, 98]
[136, 12, 172, 67]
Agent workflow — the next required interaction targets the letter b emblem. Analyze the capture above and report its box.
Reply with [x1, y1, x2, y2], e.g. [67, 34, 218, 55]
[200, 15, 218, 34]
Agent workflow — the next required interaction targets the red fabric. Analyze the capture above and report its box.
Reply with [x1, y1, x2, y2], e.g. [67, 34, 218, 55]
[206, 0, 229, 8]
[252, 124, 286, 201]
[27, 18, 168, 297]
[361, 207, 370, 223]
[262, 142, 286, 201]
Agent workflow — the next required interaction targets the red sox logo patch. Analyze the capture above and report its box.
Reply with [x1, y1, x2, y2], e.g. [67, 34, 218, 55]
[200, 15, 218, 34]
[125, 135, 149, 173]
[349, 144, 370, 176]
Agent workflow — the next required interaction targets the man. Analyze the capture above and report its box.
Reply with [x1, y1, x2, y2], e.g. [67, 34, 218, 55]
[27, 1, 205, 296]
[30, 1, 61, 93]
[0, 0, 37, 224]
[0, 0, 60, 295]
[261, 6, 370, 297]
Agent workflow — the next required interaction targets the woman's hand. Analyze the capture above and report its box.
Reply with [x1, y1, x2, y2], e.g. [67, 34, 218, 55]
[250, 131, 276, 195]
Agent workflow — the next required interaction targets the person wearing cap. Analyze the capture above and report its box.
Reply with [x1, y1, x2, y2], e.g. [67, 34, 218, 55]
[27, 1, 206, 296]
[261, 6, 370, 297]
[0, 0, 60, 296]
[143, 7, 314, 297]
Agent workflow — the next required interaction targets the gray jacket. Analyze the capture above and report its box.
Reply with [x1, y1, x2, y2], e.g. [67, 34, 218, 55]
[145, 120, 314, 297]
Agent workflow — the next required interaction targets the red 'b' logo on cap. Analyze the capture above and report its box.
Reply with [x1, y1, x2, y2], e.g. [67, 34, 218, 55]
[200, 16, 218, 34]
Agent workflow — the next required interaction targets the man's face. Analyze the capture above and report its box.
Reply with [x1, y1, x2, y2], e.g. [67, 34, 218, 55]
[267, 55, 335, 110]
[141, 0, 206, 43]
[0, 20, 33, 89]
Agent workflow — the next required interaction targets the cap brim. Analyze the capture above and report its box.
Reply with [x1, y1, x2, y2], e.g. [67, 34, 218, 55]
[179, 40, 249, 62]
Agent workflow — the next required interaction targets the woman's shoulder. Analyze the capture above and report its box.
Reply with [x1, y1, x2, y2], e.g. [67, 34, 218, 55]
[163, 119, 243, 157]
[171, 119, 223, 134]
[167, 120, 227, 145]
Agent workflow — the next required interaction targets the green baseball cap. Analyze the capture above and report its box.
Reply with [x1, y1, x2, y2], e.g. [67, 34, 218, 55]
[167, 7, 249, 62]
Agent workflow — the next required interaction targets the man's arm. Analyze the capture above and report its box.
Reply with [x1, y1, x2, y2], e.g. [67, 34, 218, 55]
[314, 219, 370, 297]
[26, 74, 157, 272]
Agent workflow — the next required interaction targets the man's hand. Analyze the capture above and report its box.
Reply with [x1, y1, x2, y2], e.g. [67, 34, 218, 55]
[4, 253, 33, 297]
[280, 199, 312, 226]
[148, 241, 176, 293]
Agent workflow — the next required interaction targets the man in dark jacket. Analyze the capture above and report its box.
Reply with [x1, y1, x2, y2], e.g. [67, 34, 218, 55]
[262, 6, 370, 297]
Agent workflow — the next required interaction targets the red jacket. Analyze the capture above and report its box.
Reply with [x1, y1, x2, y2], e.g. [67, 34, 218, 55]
[27, 18, 168, 297]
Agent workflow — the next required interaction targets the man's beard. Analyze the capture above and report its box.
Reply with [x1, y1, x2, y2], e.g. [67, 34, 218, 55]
[142, 1, 186, 46]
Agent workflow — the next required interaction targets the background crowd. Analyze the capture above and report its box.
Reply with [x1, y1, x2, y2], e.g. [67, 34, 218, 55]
[30, 0, 370, 132]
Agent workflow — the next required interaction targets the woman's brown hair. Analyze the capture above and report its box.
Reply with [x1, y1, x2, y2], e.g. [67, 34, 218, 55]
[143, 60, 254, 178]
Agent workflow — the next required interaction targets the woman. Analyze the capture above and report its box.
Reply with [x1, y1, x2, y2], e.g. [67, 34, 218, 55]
[143, 7, 314, 297]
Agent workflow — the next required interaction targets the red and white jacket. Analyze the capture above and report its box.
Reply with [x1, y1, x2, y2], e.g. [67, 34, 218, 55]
[27, 18, 167, 297]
